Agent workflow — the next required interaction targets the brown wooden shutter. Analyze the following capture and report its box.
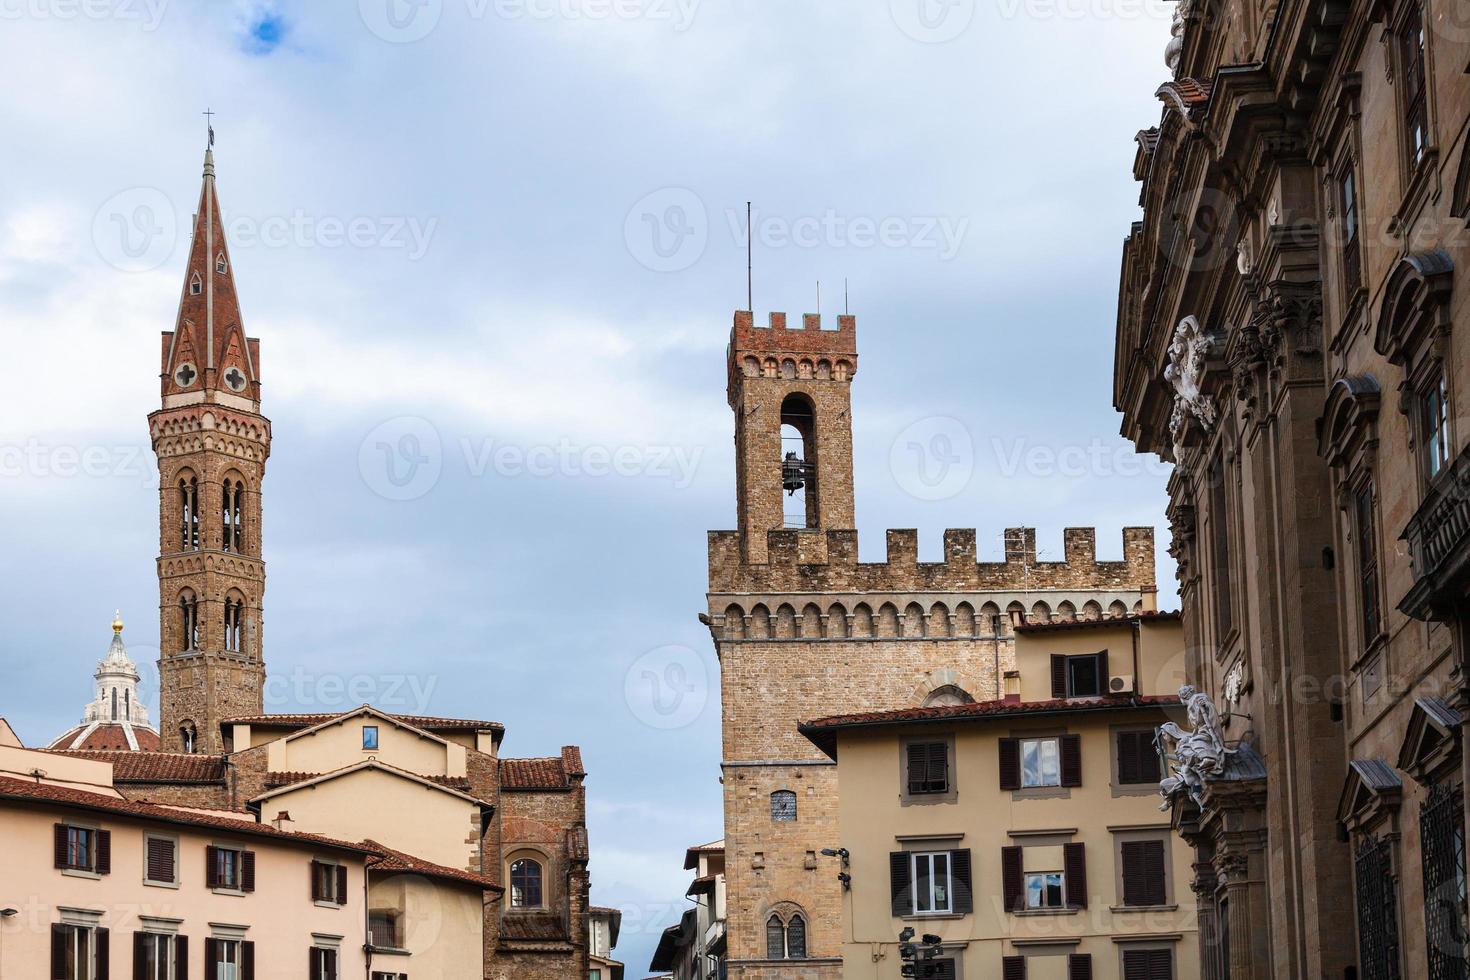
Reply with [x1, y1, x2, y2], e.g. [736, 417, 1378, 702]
[51, 924, 67, 979]
[1117, 732, 1140, 784]
[54, 824, 69, 869]
[326, 949, 338, 979]
[1096, 650, 1109, 694]
[1051, 656, 1068, 698]
[175, 935, 188, 980]
[1064, 842, 1087, 909]
[906, 743, 925, 793]
[147, 838, 175, 883]
[336, 865, 348, 905]
[204, 938, 220, 975]
[205, 846, 219, 888]
[97, 830, 112, 875]
[134, 931, 148, 980]
[951, 849, 973, 914]
[999, 738, 1021, 791]
[310, 947, 321, 980]
[929, 741, 949, 792]
[1002, 954, 1027, 980]
[242, 940, 255, 980]
[1068, 952, 1093, 980]
[95, 926, 110, 980]
[1060, 734, 1082, 787]
[890, 851, 911, 916]
[1122, 840, 1167, 906]
[241, 850, 256, 892]
[1002, 845, 1024, 911]
[310, 860, 322, 902]
[1140, 732, 1162, 782]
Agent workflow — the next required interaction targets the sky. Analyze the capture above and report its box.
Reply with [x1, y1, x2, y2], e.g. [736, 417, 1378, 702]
[0, 0, 1177, 970]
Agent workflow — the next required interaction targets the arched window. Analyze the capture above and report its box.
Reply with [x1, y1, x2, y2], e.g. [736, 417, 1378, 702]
[510, 858, 543, 909]
[221, 478, 245, 553]
[224, 595, 244, 653]
[786, 914, 806, 959]
[178, 590, 199, 652]
[924, 685, 974, 707]
[766, 915, 785, 959]
[179, 721, 197, 754]
[178, 472, 200, 550]
[111, 688, 118, 721]
[771, 790, 797, 822]
[780, 394, 818, 530]
[124, 691, 130, 717]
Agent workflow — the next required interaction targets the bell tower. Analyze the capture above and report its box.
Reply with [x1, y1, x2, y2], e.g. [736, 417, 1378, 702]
[726, 310, 857, 562]
[150, 146, 271, 754]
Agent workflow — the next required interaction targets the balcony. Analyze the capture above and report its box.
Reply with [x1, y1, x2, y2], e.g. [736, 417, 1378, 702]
[1399, 443, 1470, 620]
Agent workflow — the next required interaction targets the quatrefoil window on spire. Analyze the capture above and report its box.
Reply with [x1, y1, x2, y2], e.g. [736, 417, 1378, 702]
[224, 366, 247, 392]
[174, 362, 198, 388]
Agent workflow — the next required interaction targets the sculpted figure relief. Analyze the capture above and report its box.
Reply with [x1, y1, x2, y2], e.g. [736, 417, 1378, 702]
[1157, 684, 1234, 809]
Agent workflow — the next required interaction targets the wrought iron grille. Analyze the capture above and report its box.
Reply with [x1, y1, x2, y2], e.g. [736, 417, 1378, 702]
[1421, 783, 1469, 980]
[1356, 834, 1402, 980]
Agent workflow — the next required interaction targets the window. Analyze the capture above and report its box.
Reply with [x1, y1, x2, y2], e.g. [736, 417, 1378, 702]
[311, 860, 347, 905]
[1419, 784, 1467, 980]
[224, 596, 244, 653]
[1123, 948, 1174, 980]
[770, 790, 797, 822]
[178, 473, 200, 551]
[204, 937, 252, 980]
[216, 252, 228, 274]
[1402, 5, 1428, 170]
[1341, 167, 1362, 296]
[145, 835, 178, 886]
[906, 740, 950, 795]
[368, 910, 401, 949]
[178, 590, 199, 653]
[1051, 653, 1106, 698]
[54, 824, 109, 874]
[510, 858, 543, 908]
[912, 851, 953, 914]
[135, 932, 183, 980]
[1356, 484, 1382, 647]
[206, 846, 254, 892]
[309, 946, 338, 980]
[1117, 731, 1163, 785]
[362, 725, 379, 751]
[1356, 833, 1402, 980]
[1121, 840, 1169, 907]
[1026, 871, 1065, 910]
[765, 912, 807, 959]
[1423, 372, 1451, 479]
[1209, 458, 1235, 640]
[190, 273, 202, 295]
[1021, 738, 1061, 788]
[51, 923, 107, 980]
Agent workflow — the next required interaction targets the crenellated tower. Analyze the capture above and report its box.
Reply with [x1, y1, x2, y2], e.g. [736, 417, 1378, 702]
[150, 147, 271, 754]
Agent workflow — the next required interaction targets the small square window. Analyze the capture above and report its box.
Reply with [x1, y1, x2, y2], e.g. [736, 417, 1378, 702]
[362, 726, 379, 750]
[1020, 738, 1061, 788]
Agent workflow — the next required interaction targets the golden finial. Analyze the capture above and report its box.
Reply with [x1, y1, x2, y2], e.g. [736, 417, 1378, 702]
[112, 610, 124, 634]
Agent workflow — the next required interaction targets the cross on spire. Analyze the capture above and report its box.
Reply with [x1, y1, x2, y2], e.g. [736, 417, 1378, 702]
[202, 107, 215, 147]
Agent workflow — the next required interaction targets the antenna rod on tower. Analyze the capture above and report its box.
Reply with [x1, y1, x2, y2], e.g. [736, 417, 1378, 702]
[816, 281, 821, 317]
[746, 202, 753, 313]
[845, 278, 849, 314]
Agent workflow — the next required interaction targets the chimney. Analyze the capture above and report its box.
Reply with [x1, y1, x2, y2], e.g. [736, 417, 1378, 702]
[272, 810, 293, 832]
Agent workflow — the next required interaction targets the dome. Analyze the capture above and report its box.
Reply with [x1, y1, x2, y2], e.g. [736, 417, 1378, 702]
[50, 613, 159, 752]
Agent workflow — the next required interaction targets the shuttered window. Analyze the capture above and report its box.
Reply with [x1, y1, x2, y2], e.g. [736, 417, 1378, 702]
[1116, 731, 1162, 785]
[1069, 952, 1093, 980]
[55, 824, 109, 874]
[1121, 840, 1168, 907]
[1002, 954, 1027, 980]
[134, 932, 185, 980]
[907, 741, 949, 795]
[889, 849, 973, 917]
[205, 938, 253, 980]
[1051, 653, 1107, 698]
[1122, 948, 1174, 980]
[309, 947, 339, 980]
[311, 861, 348, 905]
[52, 923, 108, 980]
[145, 837, 176, 885]
[207, 847, 253, 891]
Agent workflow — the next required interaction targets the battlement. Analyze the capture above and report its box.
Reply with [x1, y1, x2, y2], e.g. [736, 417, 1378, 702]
[730, 310, 858, 357]
[708, 526, 1156, 596]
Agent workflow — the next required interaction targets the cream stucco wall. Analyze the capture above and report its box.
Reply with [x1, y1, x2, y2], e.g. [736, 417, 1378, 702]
[264, 767, 479, 869]
[1017, 619, 1186, 701]
[0, 800, 368, 979]
[273, 715, 466, 778]
[0, 745, 118, 796]
[833, 708, 1199, 980]
[367, 872, 484, 979]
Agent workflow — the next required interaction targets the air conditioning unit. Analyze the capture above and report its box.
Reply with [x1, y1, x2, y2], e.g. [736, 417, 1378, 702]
[1109, 674, 1135, 694]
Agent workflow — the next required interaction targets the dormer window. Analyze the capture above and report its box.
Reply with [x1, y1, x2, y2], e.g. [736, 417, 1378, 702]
[215, 252, 228, 274]
[189, 273, 202, 295]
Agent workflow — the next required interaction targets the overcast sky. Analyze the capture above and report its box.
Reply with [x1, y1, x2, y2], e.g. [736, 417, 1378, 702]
[0, 0, 1177, 970]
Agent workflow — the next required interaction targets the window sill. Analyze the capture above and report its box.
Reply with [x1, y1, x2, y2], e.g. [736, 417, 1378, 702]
[369, 946, 411, 957]
[1013, 908, 1079, 917]
[314, 900, 345, 910]
[1111, 904, 1178, 913]
[901, 912, 965, 921]
[60, 868, 101, 880]
[212, 887, 247, 897]
[143, 878, 180, 890]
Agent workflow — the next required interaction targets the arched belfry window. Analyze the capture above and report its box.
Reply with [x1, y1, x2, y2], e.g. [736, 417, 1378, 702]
[179, 589, 199, 652]
[765, 908, 808, 959]
[178, 472, 200, 550]
[780, 394, 818, 530]
[179, 720, 197, 754]
[111, 688, 118, 721]
[786, 914, 807, 958]
[221, 477, 245, 553]
[766, 915, 785, 959]
[224, 594, 245, 653]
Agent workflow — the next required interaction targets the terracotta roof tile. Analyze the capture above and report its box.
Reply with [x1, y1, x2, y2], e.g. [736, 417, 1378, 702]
[48, 724, 163, 752]
[266, 770, 470, 791]
[0, 775, 374, 854]
[500, 912, 569, 941]
[46, 751, 227, 783]
[561, 745, 586, 777]
[1015, 610, 1182, 635]
[501, 757, 572, 790]
[363, 839, 502, 892]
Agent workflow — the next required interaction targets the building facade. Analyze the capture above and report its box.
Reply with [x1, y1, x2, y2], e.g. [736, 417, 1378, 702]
[1114, 0, 1470, 974]
[798, 614, 1198, 980]
[649, 839, 727, 979]
[705, 310, 1162, 979]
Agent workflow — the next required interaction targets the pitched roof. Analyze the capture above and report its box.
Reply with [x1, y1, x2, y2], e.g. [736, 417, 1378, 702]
[500, 748, 586, 791]
[251, 759, 490, 808]
[500, 911, 570, 942]
[683, 839, 724, 870]
[1015, 610, 1182, 635]
[45, 750, 227, 783]
[223, 709, 504, 734]
[266, 770, 471, 792]
[0, 775, 373, 855]
[799, 695, 1181, 757]
[363, 839, 502, 892]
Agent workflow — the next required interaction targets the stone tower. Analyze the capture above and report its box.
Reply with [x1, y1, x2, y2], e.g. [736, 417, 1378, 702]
[707, 310, 1158, 979]
[151, 147, 271, 754]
